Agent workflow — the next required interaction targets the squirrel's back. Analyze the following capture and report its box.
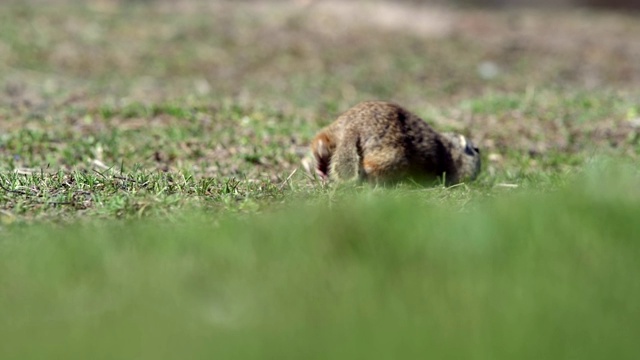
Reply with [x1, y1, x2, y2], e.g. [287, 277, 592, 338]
[309, 101, 480, 185]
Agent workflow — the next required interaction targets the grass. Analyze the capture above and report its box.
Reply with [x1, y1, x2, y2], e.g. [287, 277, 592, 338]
[3, 88, 636, 222]
[1, 0, 640, 358]
[1, 163, 639, 359]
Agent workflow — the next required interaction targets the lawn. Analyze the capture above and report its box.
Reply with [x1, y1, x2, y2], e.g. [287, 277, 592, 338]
[0, 0, 639, 358]
[2, 164, 640, 359]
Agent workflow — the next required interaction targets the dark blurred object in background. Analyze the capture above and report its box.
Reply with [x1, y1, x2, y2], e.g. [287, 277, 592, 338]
[583, 0, 640, 9]
[403, 0, 640, 10]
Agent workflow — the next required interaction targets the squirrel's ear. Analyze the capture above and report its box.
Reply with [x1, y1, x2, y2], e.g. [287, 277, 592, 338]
[458, 135, 467, 148]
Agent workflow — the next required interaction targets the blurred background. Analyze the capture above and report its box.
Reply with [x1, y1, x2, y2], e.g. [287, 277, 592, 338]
[5, 0, 640, 9]
[1, 0, 639, 178]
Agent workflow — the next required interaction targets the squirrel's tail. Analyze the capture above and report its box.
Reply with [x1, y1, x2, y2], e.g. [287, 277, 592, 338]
[310, 131, 333, 179]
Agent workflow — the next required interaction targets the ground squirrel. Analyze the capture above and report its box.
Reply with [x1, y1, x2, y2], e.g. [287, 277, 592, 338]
[305, 101, 481, 186]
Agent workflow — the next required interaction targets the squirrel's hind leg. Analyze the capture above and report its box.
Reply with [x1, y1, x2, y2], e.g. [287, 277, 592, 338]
[330, 129, 362, 182]
[361, 148, 408, 185]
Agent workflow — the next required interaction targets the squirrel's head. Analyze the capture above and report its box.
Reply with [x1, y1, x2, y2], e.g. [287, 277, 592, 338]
[441, 133, 481, 185]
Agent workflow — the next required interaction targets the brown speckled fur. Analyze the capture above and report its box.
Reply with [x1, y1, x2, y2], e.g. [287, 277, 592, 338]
[309, 101, 481, 185]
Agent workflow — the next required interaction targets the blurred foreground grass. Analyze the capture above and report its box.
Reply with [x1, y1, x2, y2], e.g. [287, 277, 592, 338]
[1, 161, 639, 359]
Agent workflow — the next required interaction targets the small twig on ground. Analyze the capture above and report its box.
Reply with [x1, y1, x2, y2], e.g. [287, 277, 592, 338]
[92, 169, 108, 179]
[90, 159, 111, 171]
[13, 168, 38, 175]
[0, 181, 32, 196]
[47, 201, 75, 206]
[445, 182, 469, 191]
[279, 168, 298, 190]
[495, 183, 519, 188]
